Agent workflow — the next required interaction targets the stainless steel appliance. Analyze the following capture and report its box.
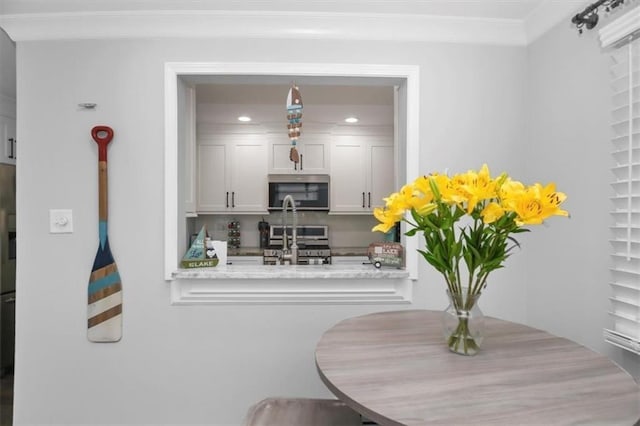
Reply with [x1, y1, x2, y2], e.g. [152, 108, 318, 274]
[268, 174, 330, 211]
[0, 164, 15, 376]
[263, 225, 331, 265]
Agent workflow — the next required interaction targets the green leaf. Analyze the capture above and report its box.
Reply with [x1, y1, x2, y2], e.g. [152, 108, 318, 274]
[405, 228, 419, 237]
[418, 249, 448, 273]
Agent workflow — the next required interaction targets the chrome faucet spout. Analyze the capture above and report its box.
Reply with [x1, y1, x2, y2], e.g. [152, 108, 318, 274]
[281, 194, 298, 264]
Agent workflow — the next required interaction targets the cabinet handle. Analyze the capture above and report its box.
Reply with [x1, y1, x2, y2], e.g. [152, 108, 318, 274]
[368, 192, 371, 208]
[300, 154, 303, 170]
[362, 192, 365, 208]
[8, 138, 14, 159]
[232, 192, 235, 208]
[226, 192, 229, 208]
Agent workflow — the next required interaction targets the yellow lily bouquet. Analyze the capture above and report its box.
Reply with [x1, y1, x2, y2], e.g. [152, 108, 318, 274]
[373, 164, 569, 355]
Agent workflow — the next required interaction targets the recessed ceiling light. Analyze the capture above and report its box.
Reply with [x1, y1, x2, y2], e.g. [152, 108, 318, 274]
[344, 117, 359, 124]
[237, 116, 252, 122]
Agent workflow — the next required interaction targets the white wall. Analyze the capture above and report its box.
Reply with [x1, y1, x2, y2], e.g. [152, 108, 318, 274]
[0, 29, 15, 117]
[525, 13, 640, 380]
[13, 38, 527, 425]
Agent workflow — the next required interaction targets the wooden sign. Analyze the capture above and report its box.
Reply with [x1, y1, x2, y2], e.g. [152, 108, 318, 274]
[368, 242, 404, 269]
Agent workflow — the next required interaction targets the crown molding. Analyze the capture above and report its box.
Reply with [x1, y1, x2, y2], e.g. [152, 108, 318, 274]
[524, 0, 588, 43]
[0, 10, 529, 45]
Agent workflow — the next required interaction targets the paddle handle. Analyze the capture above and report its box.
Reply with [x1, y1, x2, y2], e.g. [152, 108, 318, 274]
[91, 126, 113, 223]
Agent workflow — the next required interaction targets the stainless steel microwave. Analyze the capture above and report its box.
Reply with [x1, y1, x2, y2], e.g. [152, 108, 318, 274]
[268, 174, 330, 211]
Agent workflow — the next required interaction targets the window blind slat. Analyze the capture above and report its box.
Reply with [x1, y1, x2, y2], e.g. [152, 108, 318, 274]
[610, 281, 640, 291]
[607, 316, 640, 340]
[609, 296, 640, 309]
[603, 329, 640, 355]
[609, 270, 640, 287]
[612, 133, 639, 147]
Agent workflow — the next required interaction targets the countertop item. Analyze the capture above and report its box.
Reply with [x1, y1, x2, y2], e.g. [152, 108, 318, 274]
[228, 247, 369, 257]
[315, 310, 640, 426]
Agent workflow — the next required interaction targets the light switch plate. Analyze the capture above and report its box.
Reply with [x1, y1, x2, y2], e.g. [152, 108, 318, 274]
[50, 209, 73, 233]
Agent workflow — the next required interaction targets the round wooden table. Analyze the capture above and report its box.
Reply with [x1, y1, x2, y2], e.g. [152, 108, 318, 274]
[315, 310, 640, 425]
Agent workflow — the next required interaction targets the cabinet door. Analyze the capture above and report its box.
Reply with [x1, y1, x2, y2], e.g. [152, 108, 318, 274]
[0, 116, 16, 165]
[368, 143, 394, 210]
[197, 144, 229, 212]
[330, 138, 367, 212]
[299, 141, 327, 173]
[270, 141, 296, 173]
[269, 139, 327, 174]
[230, 142, 268, 212]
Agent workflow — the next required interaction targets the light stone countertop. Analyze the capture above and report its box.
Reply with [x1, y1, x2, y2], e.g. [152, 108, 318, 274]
[172, 264, 409, 280]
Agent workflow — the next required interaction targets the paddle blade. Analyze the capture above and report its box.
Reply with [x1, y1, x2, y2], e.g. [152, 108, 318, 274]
[87, 237, 122, 342]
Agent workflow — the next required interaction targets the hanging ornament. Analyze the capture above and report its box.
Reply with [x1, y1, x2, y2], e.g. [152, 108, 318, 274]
[286, 84, 303, 164]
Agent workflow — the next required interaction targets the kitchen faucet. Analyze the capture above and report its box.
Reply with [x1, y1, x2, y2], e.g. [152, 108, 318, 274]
[281, 194, 298, 265]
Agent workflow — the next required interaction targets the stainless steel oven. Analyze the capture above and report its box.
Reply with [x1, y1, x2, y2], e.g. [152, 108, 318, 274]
[268, 174, 329, 211]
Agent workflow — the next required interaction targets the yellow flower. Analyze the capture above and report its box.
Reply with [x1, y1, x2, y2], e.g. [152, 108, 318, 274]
[498, 178, 525, 210]
[481, 202, 505, 224]
[456, 164, 499, 213]
[540, 182, 569, 219]
[373, 182, 437, 233]
[447, 173, 474, 208]
[508, 182, 568, 226]
[427, 173, 466, 205]
[412, 175, 433, 197]
[383, 191, 407, 214]
[373, 165, 569, 236]
[372, 207, 401, 233]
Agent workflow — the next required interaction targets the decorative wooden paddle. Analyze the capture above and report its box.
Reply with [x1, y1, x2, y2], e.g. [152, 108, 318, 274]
[87, 125, 122, 342]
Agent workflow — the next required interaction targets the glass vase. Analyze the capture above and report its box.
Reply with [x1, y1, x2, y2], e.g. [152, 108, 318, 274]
[442, 289, 485, 356]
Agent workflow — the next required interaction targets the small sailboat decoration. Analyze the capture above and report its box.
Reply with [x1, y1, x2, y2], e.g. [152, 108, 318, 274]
[286, 84, 303, 164]
[181, 226, 219, 268]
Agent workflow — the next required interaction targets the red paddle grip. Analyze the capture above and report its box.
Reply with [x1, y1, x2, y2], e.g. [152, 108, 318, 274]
[91, 126, 114, 161]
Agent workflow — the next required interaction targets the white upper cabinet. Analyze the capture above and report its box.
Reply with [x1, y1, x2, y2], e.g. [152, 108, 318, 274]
[197, 133, 268, 214]
[269, 134, 328, 174]
[197, 143, 228, 212]
[229, 141, 268, 211]
[330, 134, 394, 214]
[368, 142, 395, 210]
[0, 115, 16, 165]
[330, 136, 367, 212]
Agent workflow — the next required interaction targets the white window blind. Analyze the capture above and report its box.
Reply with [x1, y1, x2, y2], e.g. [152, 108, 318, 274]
[604, 33, 640, 355]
